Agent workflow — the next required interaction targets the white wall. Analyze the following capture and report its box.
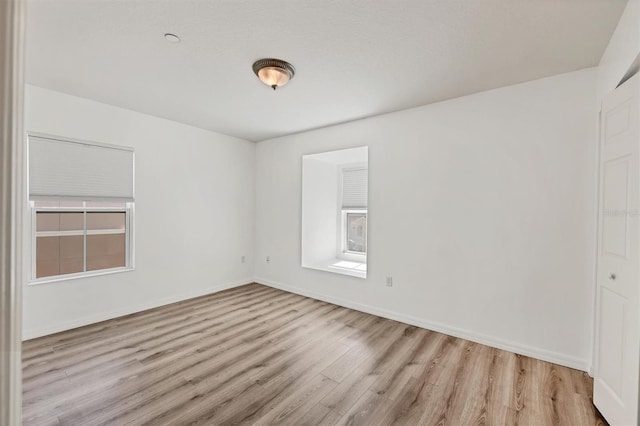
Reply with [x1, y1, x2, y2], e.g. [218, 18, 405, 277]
[22, 85, 255, 339]
[255, 68, 598, 371]
[301, 158, 338, 266]
[598, 0, 639, 98]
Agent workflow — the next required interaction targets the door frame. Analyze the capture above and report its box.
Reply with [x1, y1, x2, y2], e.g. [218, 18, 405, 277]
[592, 72, 640, 425]
[0, 0, 26, 424]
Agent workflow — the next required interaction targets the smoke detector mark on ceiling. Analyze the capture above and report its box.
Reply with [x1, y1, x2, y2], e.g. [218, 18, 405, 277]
[163, 33, 180, 43]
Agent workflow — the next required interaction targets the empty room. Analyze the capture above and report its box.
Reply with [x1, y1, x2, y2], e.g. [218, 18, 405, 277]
[1, 0, 639, 425]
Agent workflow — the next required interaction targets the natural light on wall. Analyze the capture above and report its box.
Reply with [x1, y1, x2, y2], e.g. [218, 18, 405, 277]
[301, 146, 368, 278]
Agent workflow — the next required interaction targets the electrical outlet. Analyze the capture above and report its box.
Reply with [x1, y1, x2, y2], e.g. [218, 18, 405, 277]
[386, 276, 393, 287]
[241, 255, 246, 263]
[266, 256, 270, 263]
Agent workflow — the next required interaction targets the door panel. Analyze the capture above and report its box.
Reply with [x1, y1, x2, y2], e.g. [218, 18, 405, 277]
[598, 287, 625, 398]
[594, 73, 639, 426]
[602, 157, 630, 258]
[605, 100, 632, 143]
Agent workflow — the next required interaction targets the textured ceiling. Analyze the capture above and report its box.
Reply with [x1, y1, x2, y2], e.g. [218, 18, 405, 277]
[26, 0, 627, 142]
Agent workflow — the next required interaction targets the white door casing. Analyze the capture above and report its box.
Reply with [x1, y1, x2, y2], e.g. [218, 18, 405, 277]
[0, 0, 26, 425]
[594, 73, 640, 426]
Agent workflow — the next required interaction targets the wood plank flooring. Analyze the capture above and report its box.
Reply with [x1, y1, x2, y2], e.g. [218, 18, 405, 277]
[22, 283, 605, 425]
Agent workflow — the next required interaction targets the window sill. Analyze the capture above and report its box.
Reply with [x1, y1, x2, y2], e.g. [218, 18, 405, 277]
[337, 252, 366, 263]
[305, 258, 367, 279]
[28, 266, 135, 286]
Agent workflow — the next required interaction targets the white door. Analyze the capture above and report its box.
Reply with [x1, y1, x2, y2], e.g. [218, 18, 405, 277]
[594, 73, 640, 426]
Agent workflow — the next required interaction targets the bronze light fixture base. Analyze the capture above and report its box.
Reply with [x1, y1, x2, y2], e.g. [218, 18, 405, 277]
[252, 58, 296, 90]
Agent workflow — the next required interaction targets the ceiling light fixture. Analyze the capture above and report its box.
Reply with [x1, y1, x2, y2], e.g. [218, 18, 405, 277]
[252, 58, 295, 90]
[164, 33, 180, 43]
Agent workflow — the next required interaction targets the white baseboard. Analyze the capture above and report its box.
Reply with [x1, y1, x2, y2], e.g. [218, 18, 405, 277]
[255, 277, 590, 372]
[22, 278, 253, 340]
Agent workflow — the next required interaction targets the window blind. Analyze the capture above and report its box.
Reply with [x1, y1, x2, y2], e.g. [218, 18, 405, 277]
[28, 135, 135, 201]
[342, 167, 368, 208]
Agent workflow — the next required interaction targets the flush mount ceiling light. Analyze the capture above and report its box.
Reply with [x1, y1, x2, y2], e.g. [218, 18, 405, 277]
[164, 33, 180, 43]
[252, 58, 295, 90]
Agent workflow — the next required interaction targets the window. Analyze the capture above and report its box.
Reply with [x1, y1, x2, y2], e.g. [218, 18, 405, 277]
[28, 134, 135, 282]
[344, 210, 367, 253]
[301, 147, 368, 278]
[33, 201, 132, 279]
[340, 166, 368, 260]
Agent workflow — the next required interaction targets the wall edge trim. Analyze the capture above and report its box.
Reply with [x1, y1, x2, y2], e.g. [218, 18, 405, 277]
[255, 277, 590, 372]
[22, 277, 253, 340]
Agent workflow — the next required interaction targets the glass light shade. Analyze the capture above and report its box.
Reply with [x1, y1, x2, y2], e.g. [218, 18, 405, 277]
[257, 66, 291, 89]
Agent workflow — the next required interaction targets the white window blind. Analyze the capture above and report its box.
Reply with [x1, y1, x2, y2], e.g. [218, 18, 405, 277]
[28, 135, 134, 201]
[342, 167, 368, 208]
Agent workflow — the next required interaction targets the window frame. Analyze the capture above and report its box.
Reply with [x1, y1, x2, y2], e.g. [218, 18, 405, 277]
[336, 163, 368, 263]
[30, 201, 135, 284]
[340, 208, 367, 262]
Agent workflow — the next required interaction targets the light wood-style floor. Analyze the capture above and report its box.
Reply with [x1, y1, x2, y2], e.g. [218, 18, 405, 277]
[23, 283, 605, 426]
